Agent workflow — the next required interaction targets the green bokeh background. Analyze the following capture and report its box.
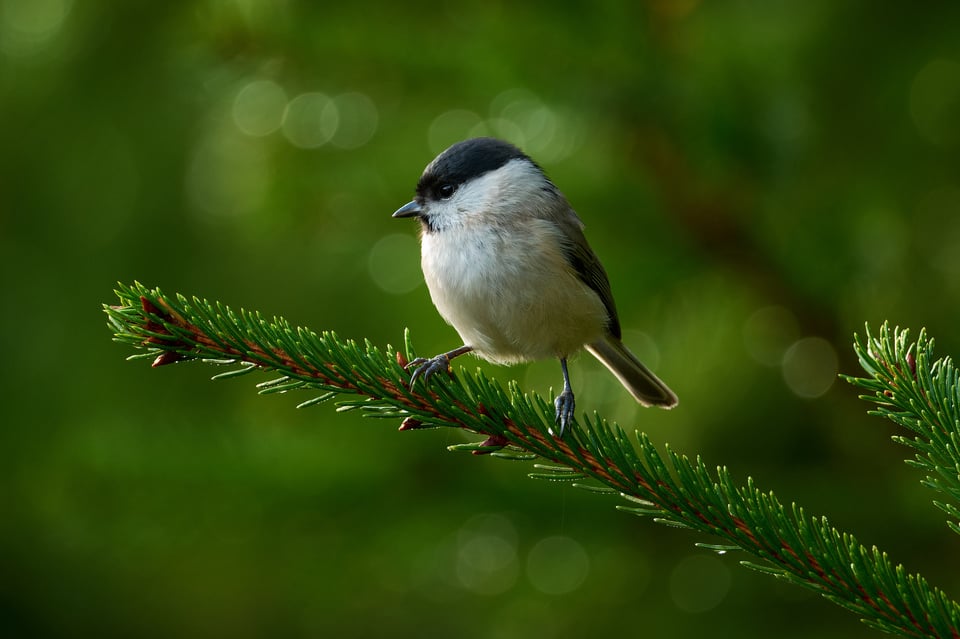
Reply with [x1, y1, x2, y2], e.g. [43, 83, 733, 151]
[3, 1, 960, 637]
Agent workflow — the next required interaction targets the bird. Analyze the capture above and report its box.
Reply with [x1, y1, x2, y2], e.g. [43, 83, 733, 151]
[393, 137, 677, 436]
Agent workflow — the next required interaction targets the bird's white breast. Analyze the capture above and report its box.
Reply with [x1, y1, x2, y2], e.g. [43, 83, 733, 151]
[420, 216, 608, 365]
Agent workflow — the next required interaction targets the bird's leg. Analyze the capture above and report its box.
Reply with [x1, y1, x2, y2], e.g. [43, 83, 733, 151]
[553, 358, 575, 437]
[406, 345, 474, 387]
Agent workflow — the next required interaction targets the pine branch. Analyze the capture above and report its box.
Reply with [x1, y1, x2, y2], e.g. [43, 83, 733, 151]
[104, 282, 960, 638]
[844, 323, 960, 537]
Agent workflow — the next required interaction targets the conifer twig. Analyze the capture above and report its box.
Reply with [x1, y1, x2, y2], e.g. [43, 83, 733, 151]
[104, 283, 960, 638]
[844, 323, 960, 536]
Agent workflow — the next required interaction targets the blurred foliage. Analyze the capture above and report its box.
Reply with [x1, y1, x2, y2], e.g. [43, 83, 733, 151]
[2, 1, 960, 637]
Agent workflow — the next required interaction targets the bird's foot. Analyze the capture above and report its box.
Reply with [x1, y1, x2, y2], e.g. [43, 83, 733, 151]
[553, 389, 576, 438]
[406, 353, 453, 388]
[405, 345, 473, 389]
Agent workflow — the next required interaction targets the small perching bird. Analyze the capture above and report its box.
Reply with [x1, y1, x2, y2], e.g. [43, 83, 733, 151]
[393, 137, 677, 436]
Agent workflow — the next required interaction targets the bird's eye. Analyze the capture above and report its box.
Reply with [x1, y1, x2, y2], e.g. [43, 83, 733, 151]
[438, 184, 456, 199]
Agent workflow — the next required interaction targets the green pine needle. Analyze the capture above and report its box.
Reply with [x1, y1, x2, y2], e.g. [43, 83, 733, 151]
[844, 322, 960, 536]
[104, 283, 960, 638]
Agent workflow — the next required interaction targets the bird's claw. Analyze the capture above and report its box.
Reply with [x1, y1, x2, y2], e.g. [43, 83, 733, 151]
[553, 389, 576, 438]
[406, 353, 452, 388]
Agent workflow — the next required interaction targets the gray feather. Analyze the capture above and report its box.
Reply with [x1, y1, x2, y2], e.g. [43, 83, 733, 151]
[586, 335, 678, 408]
[554, 208, 622, 339]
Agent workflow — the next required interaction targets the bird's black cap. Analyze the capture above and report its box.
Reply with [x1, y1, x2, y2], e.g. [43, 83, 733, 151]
[416, 137, 535, 200]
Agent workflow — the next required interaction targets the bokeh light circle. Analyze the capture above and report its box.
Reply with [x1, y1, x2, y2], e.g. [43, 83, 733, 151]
[282, 92, 339, 149]
[669, 554, 731, 613]
[455, 514, 519, 596]
[329, 92, 378, 149]
[232, 80, 288, 137]
[1, 0, 73, 56]
[368, 233, 421, 295]
[428, 109, 485, 154]
[781, 337, 838, 398]
[526, 536, 590, 595]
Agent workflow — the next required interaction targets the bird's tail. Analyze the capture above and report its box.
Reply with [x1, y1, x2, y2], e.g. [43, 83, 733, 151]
[585, 335, 678, 409]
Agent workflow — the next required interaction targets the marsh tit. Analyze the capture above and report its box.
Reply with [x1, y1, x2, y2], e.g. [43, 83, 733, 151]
[393, 137, 677, 436]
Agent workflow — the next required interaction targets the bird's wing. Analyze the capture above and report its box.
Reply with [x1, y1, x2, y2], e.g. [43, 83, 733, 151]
[555, 210, 622, 340]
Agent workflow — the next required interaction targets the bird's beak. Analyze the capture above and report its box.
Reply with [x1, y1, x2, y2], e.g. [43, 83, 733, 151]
[392, 200, 422, 218]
